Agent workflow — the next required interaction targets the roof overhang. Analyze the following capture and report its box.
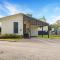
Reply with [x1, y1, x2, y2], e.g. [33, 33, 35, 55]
[23, 14, 49, 26]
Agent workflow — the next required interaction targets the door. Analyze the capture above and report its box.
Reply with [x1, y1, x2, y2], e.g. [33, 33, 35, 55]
[23, 24, 26, 34]
[14, 22, 18, 33]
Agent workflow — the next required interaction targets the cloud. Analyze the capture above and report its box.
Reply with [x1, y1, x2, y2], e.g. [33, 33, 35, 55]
[0, 15, 3, 18]
[53, 16, 60, 20]
[49, 16, 60, 24]
[54, 7, 60, 12]
[4, 2, 19, 15]
[0, 1, 33, 17]
[36, 3, 60, 24]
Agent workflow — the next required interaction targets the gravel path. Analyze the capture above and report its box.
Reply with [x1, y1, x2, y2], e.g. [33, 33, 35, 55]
[0, 38, 60, 60]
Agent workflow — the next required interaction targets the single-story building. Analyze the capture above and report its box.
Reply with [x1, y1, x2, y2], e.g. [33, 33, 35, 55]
[0, 13, 49, 37]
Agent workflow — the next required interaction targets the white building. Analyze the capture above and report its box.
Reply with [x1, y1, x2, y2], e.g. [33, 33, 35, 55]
[0, 13, 49, 37]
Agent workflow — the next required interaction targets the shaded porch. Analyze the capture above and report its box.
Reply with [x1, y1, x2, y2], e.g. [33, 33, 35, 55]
[23, 15, 49, 38]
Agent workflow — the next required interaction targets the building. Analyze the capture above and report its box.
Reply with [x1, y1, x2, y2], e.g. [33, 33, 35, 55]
[0, 13, 49, 37]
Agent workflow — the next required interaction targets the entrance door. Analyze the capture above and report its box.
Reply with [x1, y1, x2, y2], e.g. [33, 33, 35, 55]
[14, 22, 18, 33]
[23, 24, 26, 34]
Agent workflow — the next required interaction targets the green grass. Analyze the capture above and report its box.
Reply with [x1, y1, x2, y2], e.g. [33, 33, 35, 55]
[0, 38, 23, 42]
[38, 35, 60, 39]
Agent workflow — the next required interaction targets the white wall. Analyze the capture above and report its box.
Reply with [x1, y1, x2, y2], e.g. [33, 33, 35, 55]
[31, 25, 38, 36]
[0, 14, 23, 35]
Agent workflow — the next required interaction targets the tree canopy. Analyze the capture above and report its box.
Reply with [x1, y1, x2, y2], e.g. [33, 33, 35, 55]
[51, 20, 60, 30]
[39, 16, 46, 22]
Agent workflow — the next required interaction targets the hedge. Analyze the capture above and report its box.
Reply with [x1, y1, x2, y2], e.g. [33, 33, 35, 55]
[0, 34, 23, 39]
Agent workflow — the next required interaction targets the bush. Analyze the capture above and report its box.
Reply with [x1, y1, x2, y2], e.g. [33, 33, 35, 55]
[0, 34, 23, 39]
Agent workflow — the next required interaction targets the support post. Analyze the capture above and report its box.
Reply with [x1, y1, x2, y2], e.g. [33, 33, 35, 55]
[42, 26, 43, 37]
[48, 25, 49, 38]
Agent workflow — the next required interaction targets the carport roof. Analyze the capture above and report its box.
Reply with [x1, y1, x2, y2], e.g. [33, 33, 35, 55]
[23, 14, 49, 26]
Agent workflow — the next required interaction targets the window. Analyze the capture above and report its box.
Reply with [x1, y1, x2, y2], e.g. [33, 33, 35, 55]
[14, 22, 18, 33]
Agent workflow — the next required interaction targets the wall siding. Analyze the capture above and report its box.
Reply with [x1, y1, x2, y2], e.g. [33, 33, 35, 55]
[1, 14, 23, 35]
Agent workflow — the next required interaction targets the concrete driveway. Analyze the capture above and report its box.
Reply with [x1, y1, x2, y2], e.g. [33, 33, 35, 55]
[0, 38, 60, 60]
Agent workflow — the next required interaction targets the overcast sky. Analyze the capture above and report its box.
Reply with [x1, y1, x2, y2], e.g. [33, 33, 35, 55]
[0, 0, 60, 24]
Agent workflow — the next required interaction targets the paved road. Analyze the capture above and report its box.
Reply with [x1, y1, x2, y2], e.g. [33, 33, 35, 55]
[0, 38, 60, 60]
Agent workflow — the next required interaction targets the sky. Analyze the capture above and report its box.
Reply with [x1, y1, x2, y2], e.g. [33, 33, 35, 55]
[0, 0, 60, 24]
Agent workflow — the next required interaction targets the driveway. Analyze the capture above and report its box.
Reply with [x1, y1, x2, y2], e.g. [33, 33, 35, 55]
[0, 38, 60, 60]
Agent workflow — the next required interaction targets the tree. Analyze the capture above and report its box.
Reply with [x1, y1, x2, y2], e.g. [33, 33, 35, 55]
[39, 16, 46, 22]
[51, 20, 60, 31]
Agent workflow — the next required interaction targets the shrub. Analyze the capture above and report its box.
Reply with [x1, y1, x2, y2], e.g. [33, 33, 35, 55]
[0, 34, 23, 39]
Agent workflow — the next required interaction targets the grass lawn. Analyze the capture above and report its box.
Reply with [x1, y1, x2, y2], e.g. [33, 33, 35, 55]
[38, 35, 60, 39]
[0, 38, 23, 42]
[0, 35, 60, 42]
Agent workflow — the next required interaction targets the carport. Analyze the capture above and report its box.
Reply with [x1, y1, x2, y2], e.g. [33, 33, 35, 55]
[23, 14, 49, 38]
